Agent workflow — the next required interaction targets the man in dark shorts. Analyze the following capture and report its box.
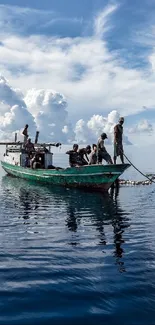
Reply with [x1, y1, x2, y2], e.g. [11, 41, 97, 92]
[97, 133, 113, 164]
[78, 145, 91, 165]
[114, 117, 124, 164]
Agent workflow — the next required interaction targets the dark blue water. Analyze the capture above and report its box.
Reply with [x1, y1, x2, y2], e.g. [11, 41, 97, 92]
[0, 166, 155, 324]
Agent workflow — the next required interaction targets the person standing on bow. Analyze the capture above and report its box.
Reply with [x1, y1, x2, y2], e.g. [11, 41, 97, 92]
[114, 117, 124, 164]
[97, 133, 113, 164]
[22, 124, 29, 143]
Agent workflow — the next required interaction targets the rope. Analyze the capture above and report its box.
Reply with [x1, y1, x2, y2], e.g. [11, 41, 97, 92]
[123, 152, 155, 184]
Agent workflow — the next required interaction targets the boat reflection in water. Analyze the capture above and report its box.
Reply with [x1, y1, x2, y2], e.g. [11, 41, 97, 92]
[1, 175, 130, 272]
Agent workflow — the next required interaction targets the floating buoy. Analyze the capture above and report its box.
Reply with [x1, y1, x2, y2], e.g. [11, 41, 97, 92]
[119, 179, 153, 186]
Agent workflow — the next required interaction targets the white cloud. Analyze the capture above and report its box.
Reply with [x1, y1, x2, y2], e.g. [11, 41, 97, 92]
[128, 119, 153, 133]
[87, 110, 119, 138]
[94, 4, 118, 38]
[0, 4, 155, 144]
[0, 76, 25, 107]
[0, 76, 74, 142]
[0, 3, 153, 121]
[0, 75, 150, 145]
[62, 125, 68, 134]
[74, 119, 92, 144]
[0, 76, 36, 140]
[75, 110, 131, 145]
[24, 88, 74, 142]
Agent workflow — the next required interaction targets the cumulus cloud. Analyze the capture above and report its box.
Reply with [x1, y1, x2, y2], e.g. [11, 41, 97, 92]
[0, 76, 150, 145]
[128, 119, 153, 134]
[0, 76, 36, 140]
[0, 75, 24, 107]
[62, 125, 69, 134]
[74, 119, 93, 144]
[75, 110, 132, 145]
[0, 76, 74, 142]
[87, 110, 119, 138]
[24, 88, 74, 142]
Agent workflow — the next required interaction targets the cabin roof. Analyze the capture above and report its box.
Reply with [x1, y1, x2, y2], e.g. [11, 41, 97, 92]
[0, 142, 60, 146]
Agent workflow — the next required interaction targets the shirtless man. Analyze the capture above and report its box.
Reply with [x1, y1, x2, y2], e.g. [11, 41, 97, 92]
[66, 144, 80, 167]
[78, 145, 91, 165]
[25, 138, 35, 153]
[114, 117, 124, 164]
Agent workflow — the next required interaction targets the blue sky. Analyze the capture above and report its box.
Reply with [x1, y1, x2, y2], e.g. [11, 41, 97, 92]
[0, 0, 153, 40]
[0, 0, 155, 143]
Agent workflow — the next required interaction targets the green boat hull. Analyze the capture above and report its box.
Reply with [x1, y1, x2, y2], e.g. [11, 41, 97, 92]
[1, 161, 130, 191]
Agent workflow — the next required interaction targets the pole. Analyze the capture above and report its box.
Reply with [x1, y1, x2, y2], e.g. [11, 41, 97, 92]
[35, 131, 39, 144]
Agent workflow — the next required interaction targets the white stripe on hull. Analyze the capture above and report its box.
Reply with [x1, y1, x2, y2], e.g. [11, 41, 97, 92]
[2, 165, 121, 178]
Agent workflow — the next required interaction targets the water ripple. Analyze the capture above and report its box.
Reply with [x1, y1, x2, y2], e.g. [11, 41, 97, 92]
[0, 174, 155, 324]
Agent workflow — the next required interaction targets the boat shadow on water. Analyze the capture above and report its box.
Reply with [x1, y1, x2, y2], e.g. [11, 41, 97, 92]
[1, 175, 130, 273]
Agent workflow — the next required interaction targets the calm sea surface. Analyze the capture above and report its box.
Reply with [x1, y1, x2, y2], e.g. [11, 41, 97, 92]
[0, 147, 155, 324]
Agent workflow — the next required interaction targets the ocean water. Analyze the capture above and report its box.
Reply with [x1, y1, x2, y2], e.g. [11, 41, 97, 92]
[0, 147, 155, 324]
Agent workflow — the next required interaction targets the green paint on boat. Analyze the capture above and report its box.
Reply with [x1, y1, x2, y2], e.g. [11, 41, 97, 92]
[1, 161, 130, 191]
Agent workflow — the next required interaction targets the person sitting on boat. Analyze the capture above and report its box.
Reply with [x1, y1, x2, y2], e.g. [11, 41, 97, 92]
[25, 153, 33, 168]
[97, 133, 113, 164]
[25, 156, 30, 167]
[78, 145, 91, 165]
[30, 153, 42, 169]
[22, 124, 29, 144]
[66, 144, 82, 167]
[30, 155, 35, 168]
[114, 117, 124, 164]
[25, 138, 35, 154]
[89, 144, 97, 165]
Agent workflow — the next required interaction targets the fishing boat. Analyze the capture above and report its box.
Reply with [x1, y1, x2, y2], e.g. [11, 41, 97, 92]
[0, 133, 130, 191]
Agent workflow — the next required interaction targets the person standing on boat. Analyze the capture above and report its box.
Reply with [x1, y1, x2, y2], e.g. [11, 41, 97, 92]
[66, 144, 81, 167]
[97, 133, 113, 164]
[114, 117, 124, 164]
[89, 144, 97, 165]
[25, 138, 35, 153]
[78, 145, 91, 165]
[22, 124, 29, 143]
